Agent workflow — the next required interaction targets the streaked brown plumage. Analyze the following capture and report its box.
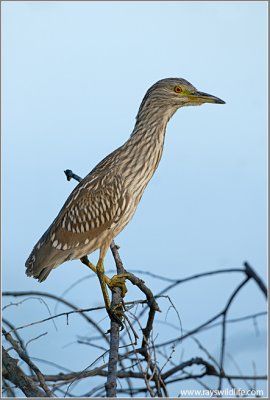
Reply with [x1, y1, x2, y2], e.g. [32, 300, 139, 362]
[25, 78, 225, 312]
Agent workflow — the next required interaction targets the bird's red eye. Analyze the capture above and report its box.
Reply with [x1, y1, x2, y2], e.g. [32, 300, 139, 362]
[174, 86, 182, 93]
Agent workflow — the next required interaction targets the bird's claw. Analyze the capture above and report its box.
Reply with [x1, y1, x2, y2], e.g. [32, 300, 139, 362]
[107, 273, 129, 297]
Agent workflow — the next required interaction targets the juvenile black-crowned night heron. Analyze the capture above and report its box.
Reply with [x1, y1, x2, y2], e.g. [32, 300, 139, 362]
[25, 78, 225, 320]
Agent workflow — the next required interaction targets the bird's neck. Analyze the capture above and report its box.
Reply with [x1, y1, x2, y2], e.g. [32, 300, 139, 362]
[133, 102, 178, 136]
[120, 104, 178, 187]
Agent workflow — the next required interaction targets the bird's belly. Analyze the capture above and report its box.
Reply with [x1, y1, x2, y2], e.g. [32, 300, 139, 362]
[66, 229, 114, 260]
[110, 199, 139, 239]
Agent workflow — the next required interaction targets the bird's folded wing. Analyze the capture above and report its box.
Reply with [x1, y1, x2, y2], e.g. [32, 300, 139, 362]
[25, 173, 130, 279]
[46, 173, 129, 249]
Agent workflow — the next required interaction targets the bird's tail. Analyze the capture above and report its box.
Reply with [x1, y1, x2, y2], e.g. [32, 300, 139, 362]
[25, 236, 63, 282]
[25, 249, 55, 282]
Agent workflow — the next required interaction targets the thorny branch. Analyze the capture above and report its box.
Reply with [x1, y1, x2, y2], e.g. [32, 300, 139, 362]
[2, 168, 267, 397]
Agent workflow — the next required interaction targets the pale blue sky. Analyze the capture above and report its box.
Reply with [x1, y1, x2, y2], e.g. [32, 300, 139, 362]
[2, 1, 267, 397]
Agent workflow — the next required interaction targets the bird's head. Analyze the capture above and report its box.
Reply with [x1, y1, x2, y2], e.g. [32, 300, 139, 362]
[138, 78, 225, 116]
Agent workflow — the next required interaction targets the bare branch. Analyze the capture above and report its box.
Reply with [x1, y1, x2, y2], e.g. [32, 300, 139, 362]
[2, 346, 46, 397]
[244, 261, 267, 298]
[110, 240, 163, 396]
[105, 281, 122, 397]
[64, 169, 83, 183]
[2, 328, 54, 397]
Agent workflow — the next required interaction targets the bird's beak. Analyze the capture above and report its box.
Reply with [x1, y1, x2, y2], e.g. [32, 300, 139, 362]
[190, 91, 226, 104]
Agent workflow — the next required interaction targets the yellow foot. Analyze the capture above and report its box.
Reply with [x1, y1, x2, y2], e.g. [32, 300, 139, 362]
[107, 273, 129, 297]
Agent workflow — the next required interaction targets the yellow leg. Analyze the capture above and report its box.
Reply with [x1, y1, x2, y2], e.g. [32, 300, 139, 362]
[81, 256, 110, 286]
[80, 256, 129, 326]
[96, 258, 126, 327]
[80, 256, 129, 298]
[96, 258, 111, 310]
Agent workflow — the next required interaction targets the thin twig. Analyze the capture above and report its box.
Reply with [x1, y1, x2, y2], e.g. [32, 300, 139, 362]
[3, 290, 110, 341]
[7, 300, 146, 334]
[25, 332, 48, 350]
